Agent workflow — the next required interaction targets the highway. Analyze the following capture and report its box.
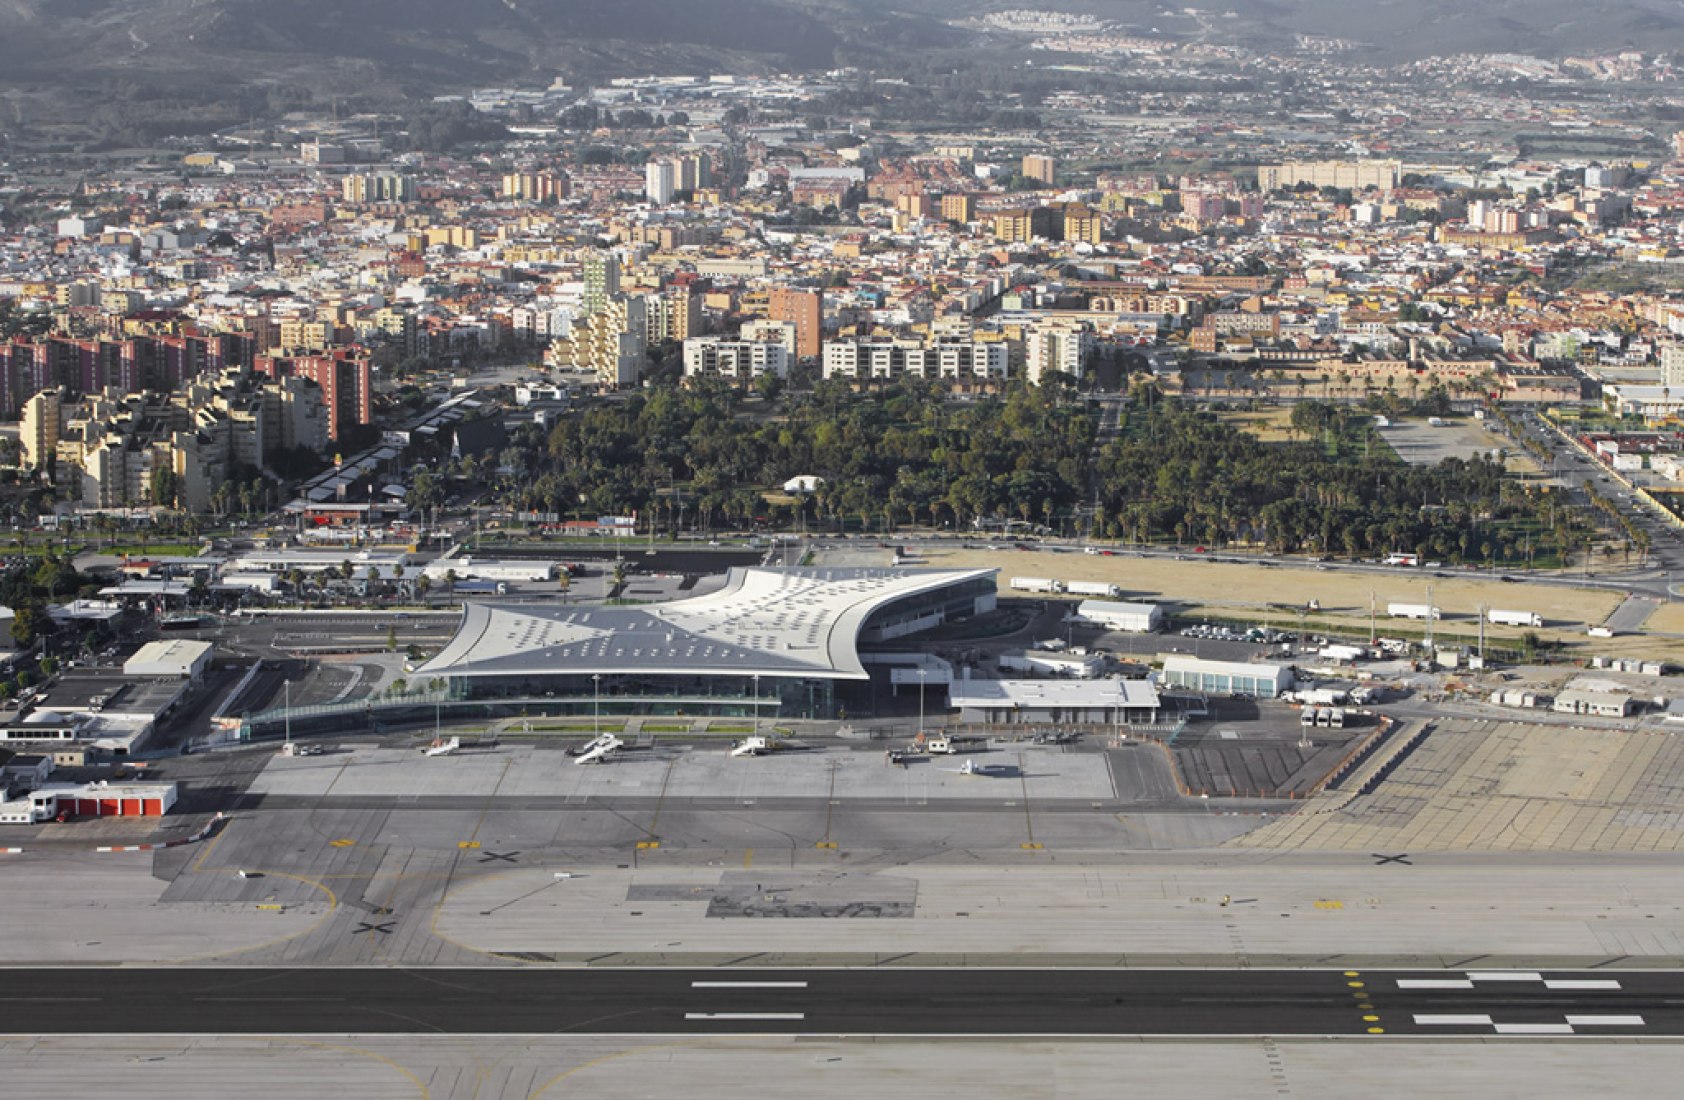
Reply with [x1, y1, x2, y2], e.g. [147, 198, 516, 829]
[2, 968, 1674, 1037]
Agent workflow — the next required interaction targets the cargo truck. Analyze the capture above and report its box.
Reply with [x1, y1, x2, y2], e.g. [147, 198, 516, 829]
[1487, 609, 1543, 628]
[1010, 577, 1065, 594]
[1065, 580, 1123, 598]
[1387, 602, 1440, 621]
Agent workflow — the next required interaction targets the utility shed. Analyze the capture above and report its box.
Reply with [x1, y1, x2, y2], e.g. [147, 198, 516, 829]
[123, 639, 213, 682]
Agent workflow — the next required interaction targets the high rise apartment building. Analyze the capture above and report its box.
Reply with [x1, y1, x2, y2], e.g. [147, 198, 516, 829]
[1022, 154, 1056, 185]
[768, 288, 822, 361]
[583, 254, 621, 317]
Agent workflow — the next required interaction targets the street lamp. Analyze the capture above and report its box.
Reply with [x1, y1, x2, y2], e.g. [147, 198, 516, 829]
[283, 679, 291, 744]
[917, 667, 927, 736]
[593, 674, 602, 737]
[752, 674, 761, 739]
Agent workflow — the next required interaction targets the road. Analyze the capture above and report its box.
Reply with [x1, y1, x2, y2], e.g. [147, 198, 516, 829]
[3, 967, 1671, 1037]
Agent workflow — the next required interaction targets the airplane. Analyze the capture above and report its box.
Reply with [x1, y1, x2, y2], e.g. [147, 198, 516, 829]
[730, 735, 776, 757]
[421, 736, 461, 757]
[573, 733, 623, 765]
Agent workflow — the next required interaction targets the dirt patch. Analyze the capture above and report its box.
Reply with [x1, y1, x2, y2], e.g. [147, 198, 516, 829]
[924, 547, 1624, 640]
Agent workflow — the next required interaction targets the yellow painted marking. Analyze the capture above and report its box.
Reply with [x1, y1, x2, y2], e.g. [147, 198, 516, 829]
[1020, 842, 1045, 850]
[255, 904, 285, 911]
[815, 841, 837, 849]
[1344, 970, 1361, 977]
[1367, 1027, 1385, 1034]
[329, 839, 355, 848]
[1347, 981, 1365, 989]
[1316, 899, 1345, 910]
[1363, 1015, 1380, 1022]
[636, 841, 659, 850]
[743, 848, 754, 868]
[457, 841, 481, 850]
[1358, 1003, 1375, 1011]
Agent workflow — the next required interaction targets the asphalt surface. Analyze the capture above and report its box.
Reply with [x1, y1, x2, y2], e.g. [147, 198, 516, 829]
[1, 968, 1671, 1037]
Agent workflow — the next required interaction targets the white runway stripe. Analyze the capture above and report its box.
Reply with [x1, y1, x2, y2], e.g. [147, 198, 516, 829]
[1545, 980, 1621, 990]
[1494, 1023, 1575, 1035]
[685, 1012, 806, 1020]
[1398, 980, 1475, 989]
[1467, 971, 1542, 982]
[690, 981, 809, 989]
[1413, 1014, 1494, 1025]
[1565, 1015, 1645, 1027]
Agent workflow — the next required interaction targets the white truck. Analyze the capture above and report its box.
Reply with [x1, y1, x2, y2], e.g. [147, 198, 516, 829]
[1387, 602, 1440, 621]
[1065, 580, 1123, 598]
[1010, 577, 1065, 594]
[1487, 609, 1543, 628]
[1319, 644, 1370, 663]
[1297, 687, 1350, 706]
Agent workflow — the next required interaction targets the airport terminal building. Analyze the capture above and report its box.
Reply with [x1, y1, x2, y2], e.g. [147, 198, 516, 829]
[409, 567, 999, 720]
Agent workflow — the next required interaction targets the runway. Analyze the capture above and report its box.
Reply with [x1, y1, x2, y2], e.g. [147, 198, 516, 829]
[1, 968, 1675, 1037]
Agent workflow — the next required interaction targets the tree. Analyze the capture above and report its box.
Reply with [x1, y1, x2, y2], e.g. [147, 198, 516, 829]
[386, 625, 398, 652]
[416, 574, 433, 605]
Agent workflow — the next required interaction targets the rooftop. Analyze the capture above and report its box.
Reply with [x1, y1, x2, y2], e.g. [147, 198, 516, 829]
[414, 566, 997, 681]
[949, 678, 1161, 710]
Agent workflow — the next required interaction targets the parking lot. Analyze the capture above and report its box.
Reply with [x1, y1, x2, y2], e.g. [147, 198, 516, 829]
[1379, 416, 1530, 470]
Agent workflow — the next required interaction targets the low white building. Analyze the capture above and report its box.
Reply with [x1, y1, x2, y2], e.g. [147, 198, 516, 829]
[948, 677, 1161, 725]
[124, 639, 214, 681]
[1077, 599, 1163, 633]
[998, 650, 1105, 679]
[1157, 655, 1293, 699]
[1552, 678, 1634, 718]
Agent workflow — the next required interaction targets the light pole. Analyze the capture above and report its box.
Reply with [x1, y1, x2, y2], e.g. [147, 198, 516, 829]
[752, 674, 761, 739]
[593, 674, 602, 737]
[283, 679, 291, 744]
[917, 667, 927, 736]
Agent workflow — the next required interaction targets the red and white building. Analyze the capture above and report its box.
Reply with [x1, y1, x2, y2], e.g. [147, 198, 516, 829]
[0, 781, 177, 824]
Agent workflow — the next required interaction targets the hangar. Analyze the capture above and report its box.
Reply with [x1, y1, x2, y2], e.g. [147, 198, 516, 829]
[410, 566, 999, 720]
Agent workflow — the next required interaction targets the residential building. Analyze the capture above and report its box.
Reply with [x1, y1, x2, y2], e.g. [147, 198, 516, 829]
[821, 337, 1009, 382]
[1022, 154, 1056, 185]
[682, 337, 790, 382]
[645, 160, 676, 205]
[768, 287, 823, 361]
[1025, 322, 1095, 384]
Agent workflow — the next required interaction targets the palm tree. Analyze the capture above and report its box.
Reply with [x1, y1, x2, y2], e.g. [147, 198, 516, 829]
[416, 574, 433, 606]
[444, 568, 458, 604]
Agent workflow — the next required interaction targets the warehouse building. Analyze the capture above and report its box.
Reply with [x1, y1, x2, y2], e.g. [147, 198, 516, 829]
[1077, 599, 1165, 633]
[1156, 655, 1294, 699]
[0, 780, 177, 824]
[948, 678, 1161, 725]
[124, 639, 214, 682]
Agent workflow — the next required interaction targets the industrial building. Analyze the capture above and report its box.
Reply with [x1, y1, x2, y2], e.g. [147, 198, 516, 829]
[1077, 600, 1164, 633]
[947, 678, 1161, 726]
[1156, 655, 1294, 699]
[0, 780, 177, 824]
[410, 567, 999, 720]
[124, 639, 214, 682]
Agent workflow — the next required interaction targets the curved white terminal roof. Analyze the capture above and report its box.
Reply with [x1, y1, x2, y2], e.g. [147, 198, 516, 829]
[413, 566, 997, 682]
